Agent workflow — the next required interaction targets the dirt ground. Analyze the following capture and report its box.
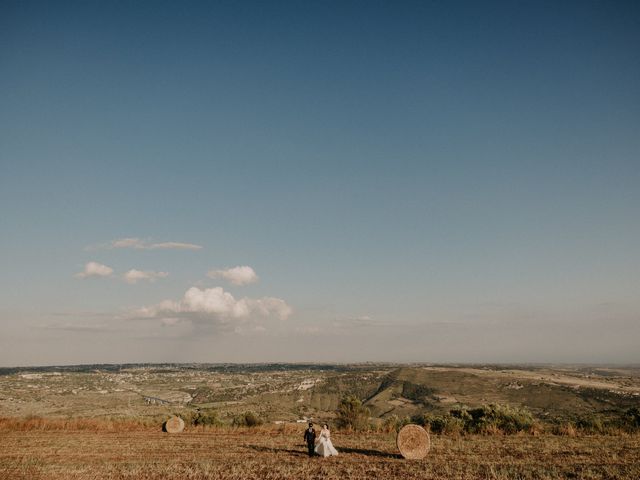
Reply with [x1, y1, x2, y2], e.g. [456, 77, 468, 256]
[1, 429, 639, 480]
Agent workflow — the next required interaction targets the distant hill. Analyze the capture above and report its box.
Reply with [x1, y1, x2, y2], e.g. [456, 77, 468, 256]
[363, 366, 640, 421]
[1, 363, 638, 423]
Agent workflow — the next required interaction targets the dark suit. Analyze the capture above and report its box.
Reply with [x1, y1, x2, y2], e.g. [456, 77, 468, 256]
[303, 427, 316, 456]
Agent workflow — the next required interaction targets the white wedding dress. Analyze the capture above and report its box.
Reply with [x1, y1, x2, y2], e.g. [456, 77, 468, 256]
[315, 428, 338, 457]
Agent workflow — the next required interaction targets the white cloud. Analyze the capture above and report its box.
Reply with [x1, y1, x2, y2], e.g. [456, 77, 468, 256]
[89, 237, 202, 251]
[111, 238, 146, 249]
[245, 296, 292, 319]
[207, 265, 259, 286]
[75, 261, 114, 279]
[123, 269, 169, 284]
[147, 241, 202, 250]
[134, 286, 292, 326]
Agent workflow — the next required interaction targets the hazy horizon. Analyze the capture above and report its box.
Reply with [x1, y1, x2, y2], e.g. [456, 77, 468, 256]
[1, 0, 639, 366]
[4, 361, 640, 370]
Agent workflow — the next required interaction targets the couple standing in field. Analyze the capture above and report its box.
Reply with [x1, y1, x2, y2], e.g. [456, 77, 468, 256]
[303, 422, 338, 458]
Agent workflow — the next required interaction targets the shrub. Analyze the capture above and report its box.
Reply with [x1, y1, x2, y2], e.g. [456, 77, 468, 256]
[577, 408, 640, 434]
[381, 415, 400, 433]
[462, 404, 534, 434]
[381, 414, 412, 433]
[192, 409, 221, 427]
[424, 404, 534, 435]
[449, 408, 474, 426]
[552, 422, 577, 437]
[401, 382, 436, 403]
[232, 411, 263, 427]
[336, 395, 370, 431]
[423, 413, 465, 435]
[626, 407, 640, 429]
[410, 413, 427, 426]
[576, 415, 605, 434]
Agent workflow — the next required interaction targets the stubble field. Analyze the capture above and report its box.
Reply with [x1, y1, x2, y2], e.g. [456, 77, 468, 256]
[1, 427, 639, 480]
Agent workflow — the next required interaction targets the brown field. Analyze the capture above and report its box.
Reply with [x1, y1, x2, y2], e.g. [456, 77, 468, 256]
[1, 425, 639, 480]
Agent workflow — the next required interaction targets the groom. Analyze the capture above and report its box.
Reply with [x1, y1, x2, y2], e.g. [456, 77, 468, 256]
[303, 422, 316, 457]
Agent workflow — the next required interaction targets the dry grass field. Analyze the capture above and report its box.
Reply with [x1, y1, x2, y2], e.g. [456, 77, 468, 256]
[1, 425, 639, 480]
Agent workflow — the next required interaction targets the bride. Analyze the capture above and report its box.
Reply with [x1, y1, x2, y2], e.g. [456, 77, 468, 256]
[315, 423, 338, 457]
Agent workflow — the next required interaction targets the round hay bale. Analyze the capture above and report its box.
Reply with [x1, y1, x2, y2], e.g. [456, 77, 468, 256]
[396, 424, 430, 460]
[164, 416, 185, 434]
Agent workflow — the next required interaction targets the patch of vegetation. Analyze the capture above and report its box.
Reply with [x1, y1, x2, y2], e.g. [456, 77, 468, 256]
[380, 414, 412, 433]
[576, 387, 640, 410]
[373, 370, 400, 396]
[192, 409, 222, 427]
[421, 413, 466, 434]
[626, 407, 640, 428]
[232, 411, 263, 427]
[315, 373, 382, 400]
[401, 381, 436, 403]
[336, 395, 370, 431]
[575, 414, 606, 434]
[568, 408, 640, 434]
[422, 404, 535, 434]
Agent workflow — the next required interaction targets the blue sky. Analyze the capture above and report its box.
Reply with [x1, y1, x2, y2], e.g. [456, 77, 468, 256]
[1, 0, 639, 366]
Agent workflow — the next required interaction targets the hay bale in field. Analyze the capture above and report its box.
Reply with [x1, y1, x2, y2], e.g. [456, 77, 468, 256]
[396, 424, 430, 460]
[164, 416, 185, 434]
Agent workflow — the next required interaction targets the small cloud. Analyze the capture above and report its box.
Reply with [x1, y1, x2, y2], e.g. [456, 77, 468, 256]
[75, 261, 114, 279]
[123, 269, 169, 284]
[207, 266, 259, 286]
[147, 241, 202, 250]
[131, 286, 292, 328]
[88, 237, 202, 251]
[111, 238, 146, 249]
